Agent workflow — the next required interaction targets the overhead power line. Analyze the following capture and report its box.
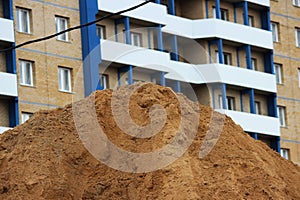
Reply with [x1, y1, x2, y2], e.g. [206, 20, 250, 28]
[0, 0, 153, 53]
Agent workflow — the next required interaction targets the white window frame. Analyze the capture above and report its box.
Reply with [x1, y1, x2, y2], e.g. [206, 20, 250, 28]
[219, 95, 235, 110]
[99, 74, 108, 89]
[293, 0, 300, 7]
[274, 63, 283, 84]
[55, 16, 69, 41]
[295, 28, 300, 47]
[271, 22, 279, 42]
[130, 32, 142, 47]
[251, 58, 257, 70]
[255, 101, 261, 114]
[216, 51, 231, 65]
[212, 7, 228, 21]
[16, 7, 31, 33]
[280, 148, 290, 160]
[21, 112, 33, 124]
[96, 25, 106, 39]
[248, 15, 254, 27]
[58, 67, 72, 92]
[19, 60, 33, 86]
[277, 106, 286, 127]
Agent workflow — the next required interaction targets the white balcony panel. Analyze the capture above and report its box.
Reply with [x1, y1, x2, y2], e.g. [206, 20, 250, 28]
[163, 18, 273, 49]
[0, 18, 14, 43]
[101, 40, 171, 72]
[194, 64, 277, 93]
[0, 126, 11, 134]
[246, 0, 270, 7]
[98, 0, 167, 25]
[0, 72, 18, 97]
[215, 109, 280, 136]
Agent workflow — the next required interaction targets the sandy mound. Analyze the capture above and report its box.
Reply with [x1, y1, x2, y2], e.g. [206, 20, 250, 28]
[0, 83, 299, 200]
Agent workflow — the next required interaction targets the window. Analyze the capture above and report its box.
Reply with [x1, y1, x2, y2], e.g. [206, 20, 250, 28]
[16, 7, 31, 33]
[216, 51, 231, 65]
[99, 74, 109, 89]
[55, 16, 69, 41]
[293, 0, 300, 6]
[130, 32, 142, 47]
[295, 28, 300, 47]
[21, 112, 33, 124]
[251, 58, 257, 70]
[58, 67, 72, 92]
[212, 7, 229, 21]
[19, 60, 33, 86]
[271, 22, 279, 42]
[274, 63, 283, 84]
[248, 16, 254, 27]
[277, 106, 286, 127]
[96, 25, 106, 39]
[219, 96, 235, 110]
[280, 148, 290, 160]
[255, 101, 261, 114]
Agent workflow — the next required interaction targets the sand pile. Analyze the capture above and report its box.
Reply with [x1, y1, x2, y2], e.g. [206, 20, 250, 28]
[0, 83, 299, 200]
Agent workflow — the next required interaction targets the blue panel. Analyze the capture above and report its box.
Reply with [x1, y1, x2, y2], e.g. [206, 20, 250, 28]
[160, 72, 166, 86]
[114, 20, 119, 42]
[3, 0, 14, 19]
[250, 133, 258, 140]
[128, 66, 133, 85]
[215, 0, 221, 19]
[9, 98, 19, 127]
[124, 17, 131, 44]
[240, 91, 244, 112]
[236, 48, 240, 67]
[175, 81, 181, 93]
[168, 0, 175, 15]
[267, 93, 278, 117]
[156, 24, 164, 51]
[245, 45, 252, 69]
[170, 35, 178, 61]
[264, 51, 274, 74]
[217, 39, 224, 64]
[233, 5, 237, 23]
[243, 1, 248, 26]
[249, 89, 255, 114]
[147, 29, 151, 49]
[208, 41, 212, 64]
[118, 68, 121, 86]
[221, 83, 227, 109]
[276, 136, 281, 153]
[205, 0, 209, 19]
[79, 0, 101, 97]
[261, 7, 270, 31]
[155, 0, 161, 4]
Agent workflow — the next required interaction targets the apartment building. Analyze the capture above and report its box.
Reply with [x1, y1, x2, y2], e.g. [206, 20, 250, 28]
[80, 0, 281, 153]
[270, 0, 300, 165]
[13, 0, 84, 124]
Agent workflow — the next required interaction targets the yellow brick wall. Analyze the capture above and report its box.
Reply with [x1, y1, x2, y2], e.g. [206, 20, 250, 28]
[271, 0, 300, 164]
[13, 0, 84, 124]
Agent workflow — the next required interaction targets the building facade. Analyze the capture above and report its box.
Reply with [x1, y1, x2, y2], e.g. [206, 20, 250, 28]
[0, 0, 298, 165]
[80, 0, 284, 153]
[270, 0, 300, 165]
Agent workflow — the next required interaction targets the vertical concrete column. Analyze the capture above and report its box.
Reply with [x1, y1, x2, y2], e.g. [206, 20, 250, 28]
[215, 0, 221, 19]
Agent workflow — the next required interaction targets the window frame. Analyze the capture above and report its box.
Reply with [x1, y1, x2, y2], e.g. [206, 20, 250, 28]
[96, 25, 106, 39]
[212, 7, 229, 21]
[277, 106, 287, 127]
[19, 60, 34, 86]
[274, 63, 283, 84]
[271, 22, 279, 42]
[248, 15, 254, 27]
[130, 32, 142, 47]
[254, 101, 261, 114]
[280, 148, 290, 160]
[215, 51, 231, 65]
[219, 95, 235, 110]
[295, 28, 300, 47]
[251, 58, 257, 70]
[58, 67, 72, 92]
[293, 0, 300, 7]
[16, 7, 31, 34]
[21, 112, 33, 124]
[55, 16, 69, 41]
[99, 73, 109, 89]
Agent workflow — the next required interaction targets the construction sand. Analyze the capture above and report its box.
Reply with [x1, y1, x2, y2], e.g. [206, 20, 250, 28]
[0, 83, 299, 199]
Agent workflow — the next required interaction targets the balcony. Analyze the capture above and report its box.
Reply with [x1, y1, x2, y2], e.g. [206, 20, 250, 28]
[246, 0, 270, 7]
[98, 0, 167, 25]
[101, 39, 171, 72]
[0, 72, 18, 97]
[0, 18, 14, 43]
[215, 109, 280, 136]
[0, 126, 11, 134]
[163, 18, 273, 49]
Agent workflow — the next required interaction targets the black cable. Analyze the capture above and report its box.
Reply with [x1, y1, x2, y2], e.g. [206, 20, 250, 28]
[0, 0, 153, 53]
